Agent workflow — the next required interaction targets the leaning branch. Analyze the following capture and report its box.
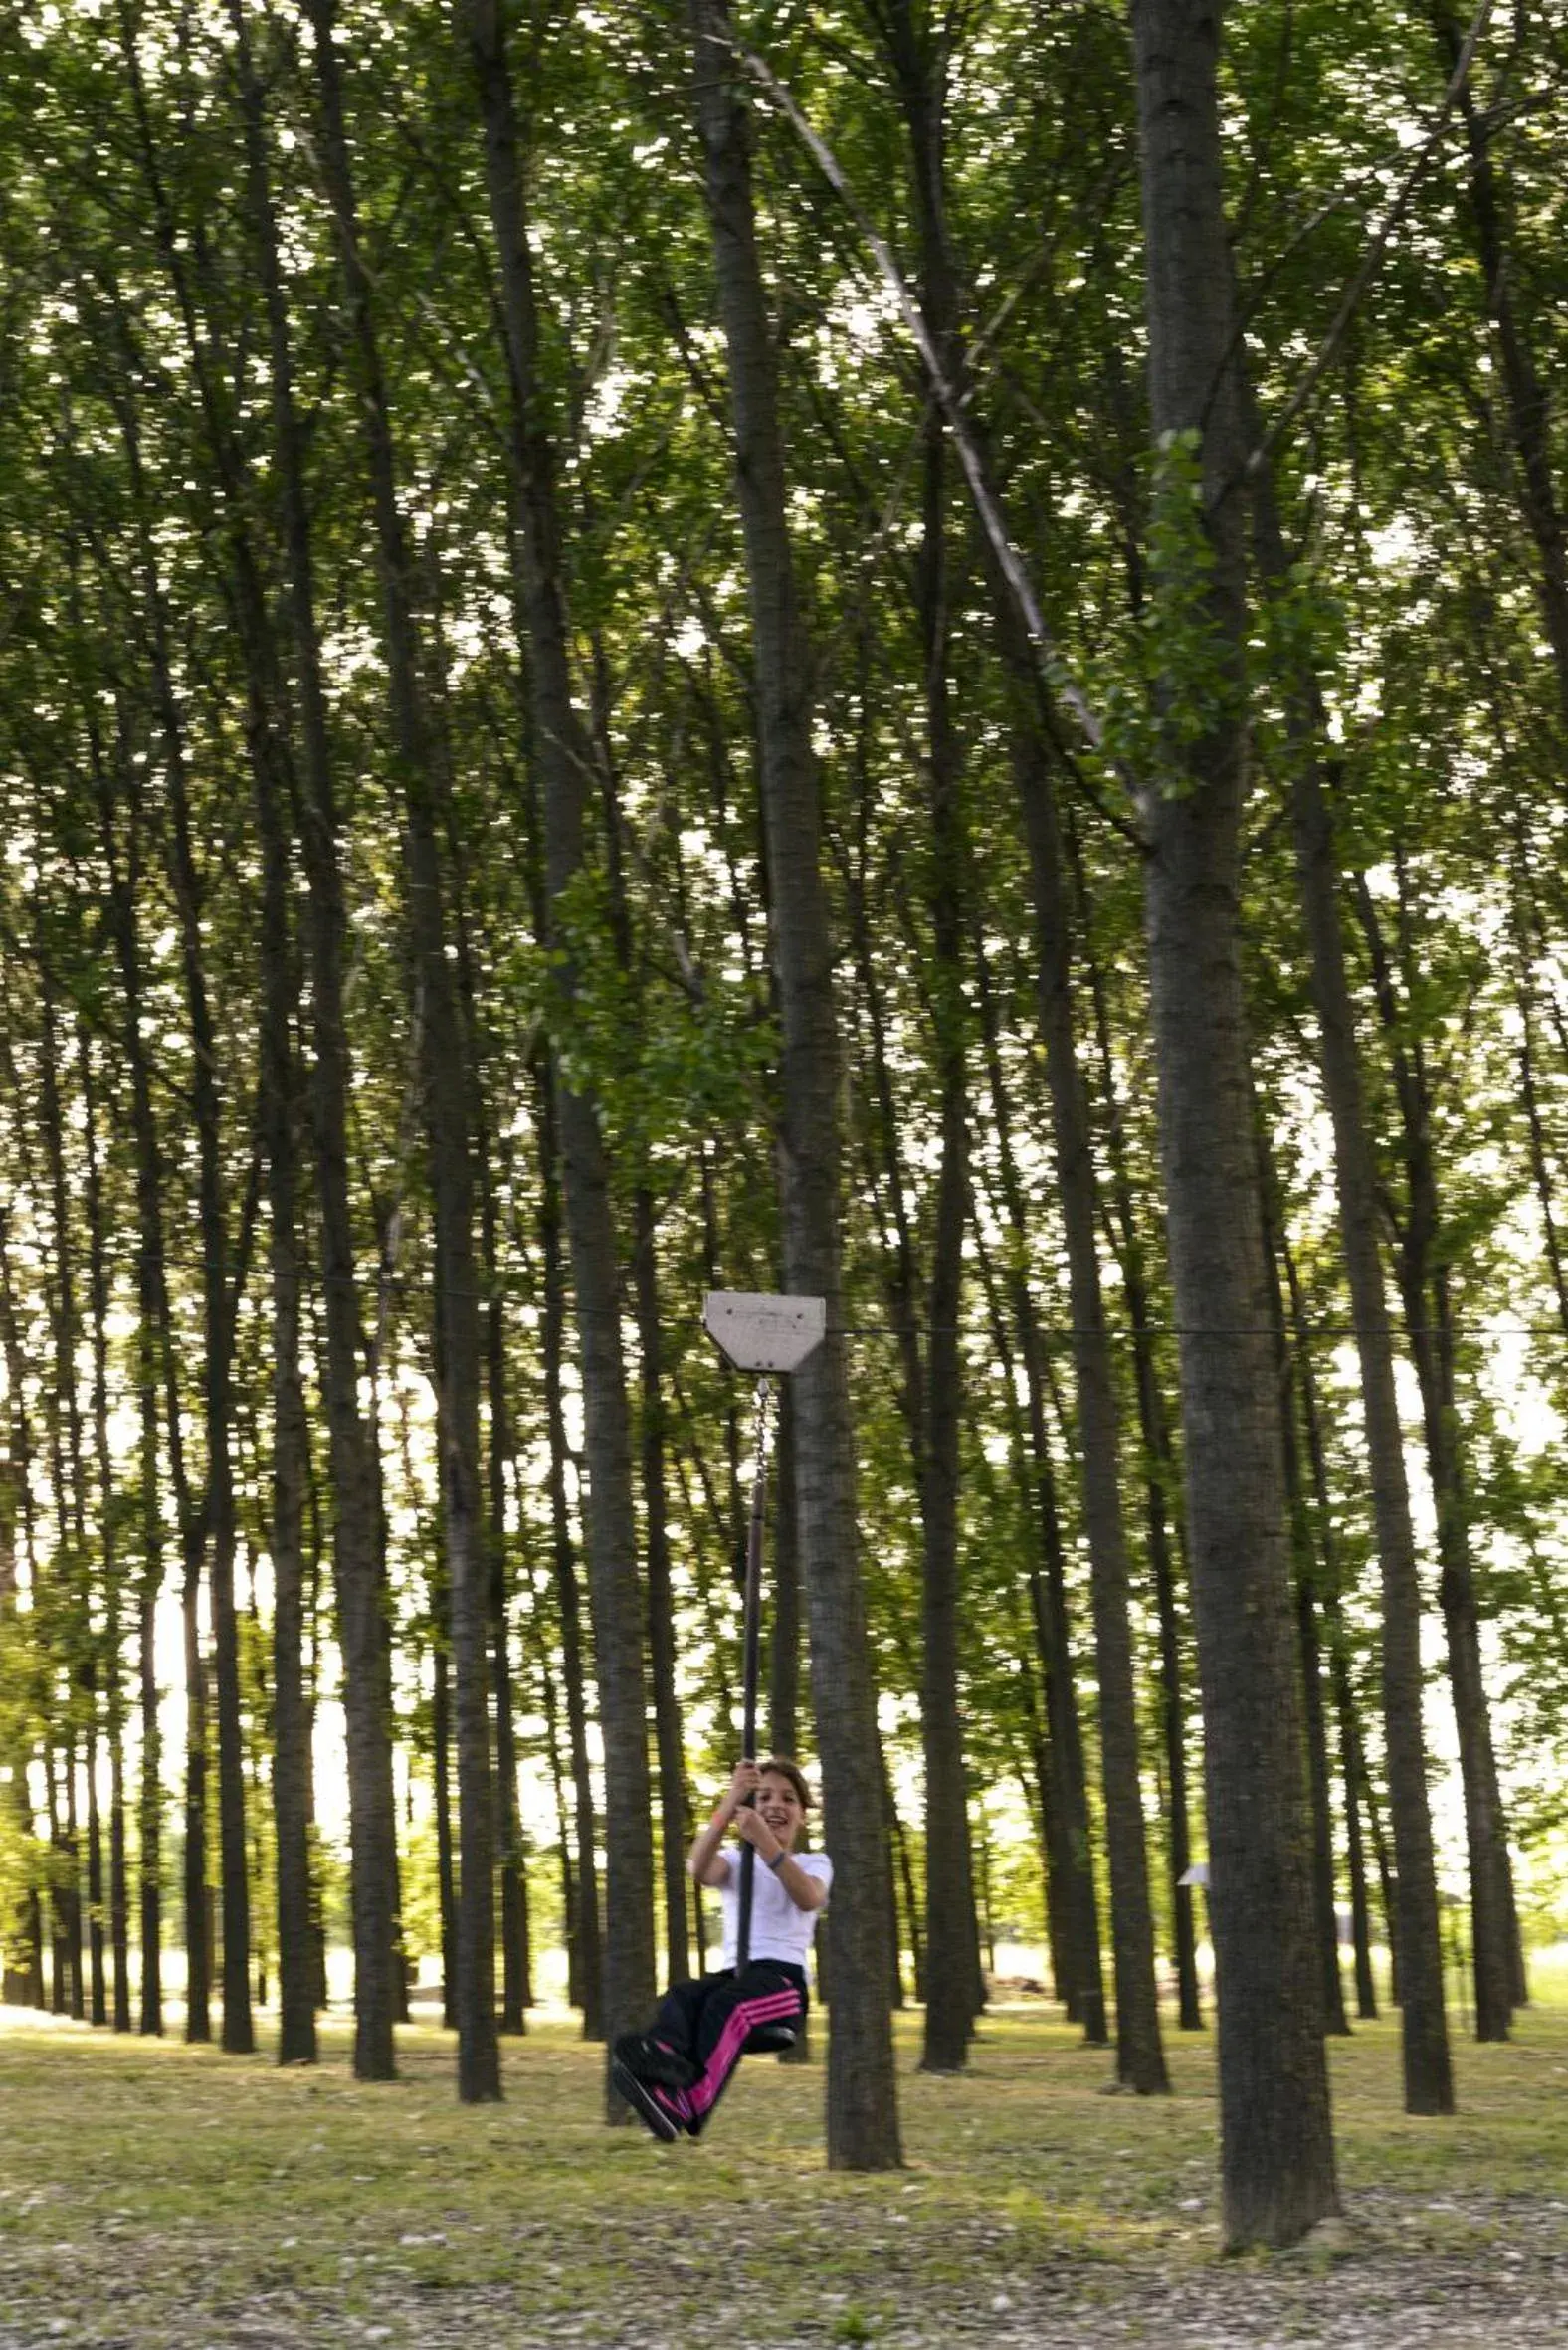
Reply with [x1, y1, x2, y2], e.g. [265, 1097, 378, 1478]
[726, 35, 1111, 767]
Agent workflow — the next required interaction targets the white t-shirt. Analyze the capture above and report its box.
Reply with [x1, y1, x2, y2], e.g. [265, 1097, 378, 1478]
[715, 1845, 833, 1970]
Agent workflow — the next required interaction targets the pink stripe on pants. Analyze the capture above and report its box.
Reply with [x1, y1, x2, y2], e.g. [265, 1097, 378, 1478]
[680, 1988, 803, 2120]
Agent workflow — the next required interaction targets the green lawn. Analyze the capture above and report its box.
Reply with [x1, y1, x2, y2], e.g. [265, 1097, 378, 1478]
[1, 1963, 1565, 2347]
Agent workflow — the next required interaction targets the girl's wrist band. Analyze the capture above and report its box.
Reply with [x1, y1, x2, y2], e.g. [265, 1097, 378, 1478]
[767, 1849, 788, 1873]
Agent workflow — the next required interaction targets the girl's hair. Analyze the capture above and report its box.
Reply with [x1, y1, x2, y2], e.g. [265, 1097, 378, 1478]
[757, 1756, 812, 1813]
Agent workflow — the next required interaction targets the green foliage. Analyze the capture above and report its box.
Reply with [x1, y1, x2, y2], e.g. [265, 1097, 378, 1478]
[1103, 428, 1248, 798]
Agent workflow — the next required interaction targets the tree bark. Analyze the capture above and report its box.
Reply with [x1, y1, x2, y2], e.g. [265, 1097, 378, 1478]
[690, 0, 901, 2168]
[37, 976, 92, 2028]
[767, 1385, 802, 1758]
[482, 1144, 532, 2036]
[254, 629, 317, 2069]
[882, 0, 1164, 2091]
[112, 14, 252, 2056]
[529, 1054, 605, 2034]
[1283, 1241, 1378, 2021]
[462, 0, 655, 2096]
[95, 754, 168, 2039]
[1076, 841, 1203, 2032]
[232, 0, 401, 2080]
[894, 198, 978, 2079]
[634, 1188, 693, 1991]
[843, 709, 977, 2069]
[1353, 870, 1517, 2043]
[972, 944, 1107, 2043]
[310, 0, 499, 2101]
[1249, 388, 1453, 2108]
[1258, 1140, 1350, 2035]
[1130, 0, 1338, 2244]
[82, 1039, 132, 2034]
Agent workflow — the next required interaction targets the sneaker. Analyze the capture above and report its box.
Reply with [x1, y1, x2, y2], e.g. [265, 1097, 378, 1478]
[611, 2058, 682, 2142]
[613, 2033, 699, 2091]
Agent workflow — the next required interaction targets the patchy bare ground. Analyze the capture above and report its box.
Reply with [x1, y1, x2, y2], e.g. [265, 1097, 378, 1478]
[2, 1968, 1565, 2347]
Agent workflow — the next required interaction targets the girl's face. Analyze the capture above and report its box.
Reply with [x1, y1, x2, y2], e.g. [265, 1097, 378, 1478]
[757, 1771, 805, 1852]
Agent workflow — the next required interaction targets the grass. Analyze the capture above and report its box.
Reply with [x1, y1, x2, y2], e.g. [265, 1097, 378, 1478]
[1, 1959, 1565, 2347]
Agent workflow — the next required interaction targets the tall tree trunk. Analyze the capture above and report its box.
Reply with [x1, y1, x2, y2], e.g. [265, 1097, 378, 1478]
[843, 715, 978, 2068]
[882, 0, 1162, 2088]
[1015, 733, 1167, 2094]
[634, 1189, 692, 1991]
[454, 916, 532, 2037]
[254, 640, 317, 2070]
[1130, 0, 1338, 2244]
[82, 1047, 131, 2034]
[112, 24, 253, 2056]
[1076, 839, 1203, 2031]
[690, 0, 900, 2168]
[1284, 1244, 1378, 2022]
[97, 772, 166, 2038]
[767, 1385, 801, 1758]
[533, 1054, 604, 2036]
[589, 674, 692, 2000]
[232, 0, 400, 2081]
[913, 611, 978, 2075]
[463, 0, 654, 2098]
[878, 72, 981, 2072]
[1353, 871, 1517, 2043]
[311, 0, 498, 2101]
[479, 1138, 531, 2036]
[972, 947, 1107, 2042]
[1250, 391, 1453, 2110]
[433, 1633, 458, 2032]
[38, 978, 95, 2028]
[1258, 1142, 1350, 2035]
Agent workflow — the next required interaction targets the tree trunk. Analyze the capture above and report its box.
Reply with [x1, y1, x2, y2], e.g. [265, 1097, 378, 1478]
[481, 1144, 531, 2036]
[462, 0, 654, 2097]
[895, 110, 978, 2074]
[1076, 842, 1203, 2031]
[434, 1635, 458, 2032]
[111, 26, 253, 2056]
[1014, 734, 1167, 2094]
[39, 983, 103, 2031]
[254, 635, 317, 2069]
[82, 1042, 131, 2034]
[690, 0, 900, 2168]
[1352, 871, 1517, 2043]
[310, 0, 498, 2101]
[1249, 388, 1453, 2109]
[1130, 0, 1338, 2244]
[843, 695, 977, 2068]
[1284, 1245, 1378, 2022]
[101, 786, 166, 2040]
[634, 1189, 693, 1991]
[533, 1053, 604, 2037]
[233, 0, 400, 2081]
[767, 1385, 802, 1758]
[881, 0, 1160, 2087]
[972, 947, 1107, 2043]
[1258, 1146, 1350, 2035]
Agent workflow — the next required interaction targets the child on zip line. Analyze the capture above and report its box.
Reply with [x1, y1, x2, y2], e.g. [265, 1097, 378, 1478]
[611, 1756, 831, 2141]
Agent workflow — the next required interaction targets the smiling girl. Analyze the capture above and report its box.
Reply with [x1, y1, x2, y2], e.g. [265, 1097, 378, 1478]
[610, 1757, 831, 2141]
